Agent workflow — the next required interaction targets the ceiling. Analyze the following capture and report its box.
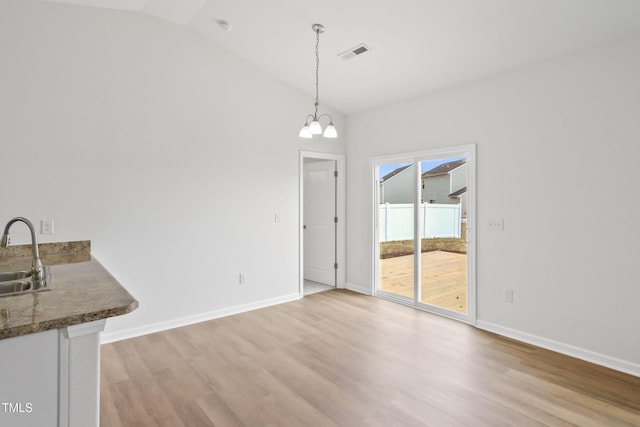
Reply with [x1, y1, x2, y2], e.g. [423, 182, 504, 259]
[40, 0, 640, 114]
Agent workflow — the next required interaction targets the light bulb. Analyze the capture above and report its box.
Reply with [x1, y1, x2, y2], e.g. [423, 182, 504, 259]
[323, 124, 337, 138]
[309, 120, 322, 135]
[299, 125, 312, 138]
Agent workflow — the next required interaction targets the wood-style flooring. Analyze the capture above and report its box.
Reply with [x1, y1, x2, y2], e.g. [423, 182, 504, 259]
[101, 290, 640, 426]
[380, 250, 467, 313]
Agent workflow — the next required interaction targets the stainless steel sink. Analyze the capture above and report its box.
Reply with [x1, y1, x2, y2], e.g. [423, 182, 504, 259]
[0, 267, 51, 297]
[0, 280, 32, 295]
[0, 270, 32, 281]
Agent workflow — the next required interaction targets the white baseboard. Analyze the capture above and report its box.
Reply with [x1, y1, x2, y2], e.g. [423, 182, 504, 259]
[476, 320, 640, 378]
[345, 282, 373, 296]
[100, 293, 301, 344]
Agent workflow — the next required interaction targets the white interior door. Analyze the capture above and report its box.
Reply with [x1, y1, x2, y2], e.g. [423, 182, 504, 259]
[303, 159, 336, 286]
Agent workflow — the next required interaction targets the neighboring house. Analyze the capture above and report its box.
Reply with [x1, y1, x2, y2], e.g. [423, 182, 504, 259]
[422, 159, 467, 216]
[379, 164, 414, 204]
[380, 160, 467, 216]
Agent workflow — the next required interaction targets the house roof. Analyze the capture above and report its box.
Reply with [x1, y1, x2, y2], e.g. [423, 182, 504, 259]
[449, 187, 467, 198]
[380, 164, 412, 183]
[422, 160, 466, 178]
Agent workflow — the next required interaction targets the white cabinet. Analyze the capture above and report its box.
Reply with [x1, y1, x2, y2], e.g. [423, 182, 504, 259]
[0, 320, 105, 427]
[0, 329, 59, 427]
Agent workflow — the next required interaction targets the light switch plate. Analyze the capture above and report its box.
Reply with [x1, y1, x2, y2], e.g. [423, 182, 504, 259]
[488, 218, 504, 231]
[504, 289, 514, 303]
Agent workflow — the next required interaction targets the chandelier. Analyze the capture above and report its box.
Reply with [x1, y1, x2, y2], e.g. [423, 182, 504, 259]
[299, 24, 337, 139]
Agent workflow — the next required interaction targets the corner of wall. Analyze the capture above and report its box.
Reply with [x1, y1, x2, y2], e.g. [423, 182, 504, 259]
[345, 282, 373, 296]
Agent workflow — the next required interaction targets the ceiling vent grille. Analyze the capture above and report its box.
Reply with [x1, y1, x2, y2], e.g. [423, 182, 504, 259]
[338, 43, 370, 61]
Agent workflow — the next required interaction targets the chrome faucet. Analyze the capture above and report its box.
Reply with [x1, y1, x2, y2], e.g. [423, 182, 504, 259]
[0, 217, 46, 285]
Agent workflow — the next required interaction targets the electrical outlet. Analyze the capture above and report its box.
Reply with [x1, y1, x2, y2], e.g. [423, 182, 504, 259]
[41, 219, 55, 235]
[239, 273, 247, 284]
[488, 219, 504, 231]
[504, 289, 514, 303]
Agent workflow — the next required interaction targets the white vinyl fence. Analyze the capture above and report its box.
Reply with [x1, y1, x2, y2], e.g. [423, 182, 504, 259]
[379, 203, 461, 242]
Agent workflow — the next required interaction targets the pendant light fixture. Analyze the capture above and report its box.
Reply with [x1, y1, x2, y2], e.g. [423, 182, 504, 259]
[299, 23, 337, 139]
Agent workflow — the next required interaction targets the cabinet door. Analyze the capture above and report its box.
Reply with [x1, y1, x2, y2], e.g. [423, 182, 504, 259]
[0, 329, 59, 427]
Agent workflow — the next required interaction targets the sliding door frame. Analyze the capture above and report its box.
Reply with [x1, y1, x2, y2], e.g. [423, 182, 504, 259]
[371, 144, 476, 325]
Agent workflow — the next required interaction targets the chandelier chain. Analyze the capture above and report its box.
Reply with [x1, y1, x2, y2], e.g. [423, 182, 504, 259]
[314, 27, 320, 117]
[299, 23, 336, 139]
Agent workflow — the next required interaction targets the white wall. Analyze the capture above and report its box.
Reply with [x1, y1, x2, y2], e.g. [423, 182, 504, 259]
[0, 0, 344, 338]
[346, 36, 640, 372]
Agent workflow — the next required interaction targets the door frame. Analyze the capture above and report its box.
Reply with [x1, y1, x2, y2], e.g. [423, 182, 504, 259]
[299, 151, 346, 296]
[371, 144, 477, 325]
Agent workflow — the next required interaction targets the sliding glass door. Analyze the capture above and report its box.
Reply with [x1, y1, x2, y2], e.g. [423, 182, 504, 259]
[378, 161, 415, 301]
[375, 146, 475, 323]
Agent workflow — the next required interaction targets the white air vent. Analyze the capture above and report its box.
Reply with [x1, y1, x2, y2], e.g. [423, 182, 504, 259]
[338, 43, 371, 61]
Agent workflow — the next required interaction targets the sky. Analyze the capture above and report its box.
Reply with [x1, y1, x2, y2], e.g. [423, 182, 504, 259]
[379, 157, 466, 179]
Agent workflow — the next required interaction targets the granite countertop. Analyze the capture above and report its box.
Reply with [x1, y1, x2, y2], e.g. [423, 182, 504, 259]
[0, 242, 138, 340]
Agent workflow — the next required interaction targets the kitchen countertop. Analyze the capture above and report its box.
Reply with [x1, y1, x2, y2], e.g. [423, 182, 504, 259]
[0, 257, 138, 340]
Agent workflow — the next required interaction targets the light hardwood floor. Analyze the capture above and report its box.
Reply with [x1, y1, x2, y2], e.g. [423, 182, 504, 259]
[380, 250, 467, 313]
[101, 290, 640, 426]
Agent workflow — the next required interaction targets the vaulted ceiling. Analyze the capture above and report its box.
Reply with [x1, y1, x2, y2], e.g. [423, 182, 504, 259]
[39, 0, 640, 114]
